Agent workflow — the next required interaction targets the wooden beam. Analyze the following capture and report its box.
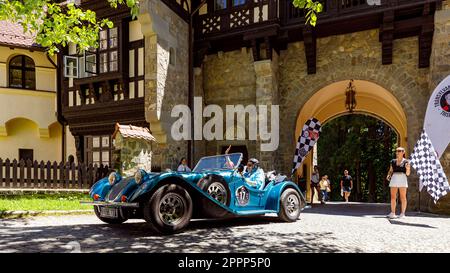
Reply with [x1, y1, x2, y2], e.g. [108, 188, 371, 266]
[302, 26, 316, 74]
[380, 10, 395, 65]
[418, 4, 434, 68]
[251, 39, 260, 62]
[194, 42, 210, 67]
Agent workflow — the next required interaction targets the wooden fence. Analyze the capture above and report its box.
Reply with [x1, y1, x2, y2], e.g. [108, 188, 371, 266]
[0, 158, 111, 189]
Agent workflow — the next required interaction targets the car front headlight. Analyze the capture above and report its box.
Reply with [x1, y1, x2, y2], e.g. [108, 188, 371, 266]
[108, 172, 117, 185]
[134, 170, 143, 184]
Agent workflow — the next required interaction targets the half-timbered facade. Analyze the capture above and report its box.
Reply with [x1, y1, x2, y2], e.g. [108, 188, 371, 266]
[60, 1, 148, 166]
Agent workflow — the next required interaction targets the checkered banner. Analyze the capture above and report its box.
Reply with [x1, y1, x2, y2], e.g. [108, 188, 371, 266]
[291, 118, 322, 174]
[410, 130, 450, 203]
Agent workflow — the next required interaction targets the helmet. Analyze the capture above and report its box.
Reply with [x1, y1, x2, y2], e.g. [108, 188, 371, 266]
[248, 158, 259, 165]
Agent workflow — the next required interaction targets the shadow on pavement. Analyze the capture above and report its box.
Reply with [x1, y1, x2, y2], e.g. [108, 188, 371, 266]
[303, 202, 450, 219]
[387, 219, 437, 229]
[303, 202, 389, 217]
[0, 216, 362, 253]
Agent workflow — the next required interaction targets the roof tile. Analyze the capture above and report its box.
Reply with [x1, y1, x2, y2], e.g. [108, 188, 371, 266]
[113, 123, 156, 142]
[0, 20, 38, 48]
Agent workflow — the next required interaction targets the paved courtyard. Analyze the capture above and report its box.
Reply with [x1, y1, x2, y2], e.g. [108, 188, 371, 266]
[1, 202, 449, 253]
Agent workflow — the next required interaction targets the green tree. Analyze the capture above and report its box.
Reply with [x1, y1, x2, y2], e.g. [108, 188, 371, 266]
[318, 115, 397, 203]
[0, 0, 139, 55]
[292, 0, 323, 26]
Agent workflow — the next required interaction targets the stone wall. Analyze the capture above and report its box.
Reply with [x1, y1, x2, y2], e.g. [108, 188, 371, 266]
[197, 48, 258, 162]
[139, 0, 189, 170]
[113, 135, 153, 177]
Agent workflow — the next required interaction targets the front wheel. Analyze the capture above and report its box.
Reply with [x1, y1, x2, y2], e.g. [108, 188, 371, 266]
[278, 188, 301, 222]
[143, 184, 193, 234]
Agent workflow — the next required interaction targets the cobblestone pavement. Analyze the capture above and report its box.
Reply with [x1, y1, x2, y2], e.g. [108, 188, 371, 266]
[1, 202, 449, 253]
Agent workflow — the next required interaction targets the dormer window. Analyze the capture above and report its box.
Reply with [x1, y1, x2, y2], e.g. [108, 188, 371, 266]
[9, 55, 35, 90]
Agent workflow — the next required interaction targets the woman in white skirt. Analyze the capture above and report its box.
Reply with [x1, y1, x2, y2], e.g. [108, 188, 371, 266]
[386, 147, 411, 218]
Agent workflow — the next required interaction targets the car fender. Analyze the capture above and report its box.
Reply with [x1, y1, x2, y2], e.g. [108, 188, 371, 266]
[89, 177, 112, 200]
[127, 172, 187, 202]
[264, 181, 301, 211]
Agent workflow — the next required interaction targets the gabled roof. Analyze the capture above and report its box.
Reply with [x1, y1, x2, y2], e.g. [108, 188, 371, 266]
[112, 123, 156, 142]
[0, 20, 40, 49]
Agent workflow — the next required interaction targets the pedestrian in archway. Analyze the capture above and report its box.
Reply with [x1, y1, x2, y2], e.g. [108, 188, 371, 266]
[320, 175, 330, 203]
[340, 170, 353, 202]
[310, 165, 321, 205]
[386, 147, 411, 219]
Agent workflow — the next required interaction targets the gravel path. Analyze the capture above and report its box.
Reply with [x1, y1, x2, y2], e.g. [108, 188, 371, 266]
[1, 202, 449, 253]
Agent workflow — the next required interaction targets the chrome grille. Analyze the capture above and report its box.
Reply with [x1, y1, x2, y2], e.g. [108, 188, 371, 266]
[107, 177, 134, 201]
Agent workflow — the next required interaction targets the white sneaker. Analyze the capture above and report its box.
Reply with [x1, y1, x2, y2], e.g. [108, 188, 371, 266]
[398, 213, 405, 218]
[387, 212, 397, 219]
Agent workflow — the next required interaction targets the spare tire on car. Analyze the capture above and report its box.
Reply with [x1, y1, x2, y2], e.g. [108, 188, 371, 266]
[197, 174, 231, 218]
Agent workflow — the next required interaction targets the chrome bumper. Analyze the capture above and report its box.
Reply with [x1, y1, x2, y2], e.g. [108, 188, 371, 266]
[80, 201, 140, 208]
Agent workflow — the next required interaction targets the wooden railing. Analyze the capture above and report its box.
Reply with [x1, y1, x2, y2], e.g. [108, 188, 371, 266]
[195, 0, 430, 37]
[0, 158, 111, 189]
[196, 0, 279, 36]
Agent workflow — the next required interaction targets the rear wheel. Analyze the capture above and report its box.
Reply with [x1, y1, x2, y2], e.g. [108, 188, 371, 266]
[197, 175, 231, 218]
[278, 188, 301, 222]
[143, 184, 193, 234]
[94, 206, 128, 224]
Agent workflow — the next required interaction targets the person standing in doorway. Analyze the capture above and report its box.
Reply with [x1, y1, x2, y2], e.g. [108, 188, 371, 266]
[386, 147, 411, 219]
[340, 170, 353, 202]
[177, 157, 191, 172]
[310, 166, 321, 205]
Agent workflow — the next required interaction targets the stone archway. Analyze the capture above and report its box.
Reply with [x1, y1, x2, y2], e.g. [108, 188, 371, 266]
[295, 80, 408, 152]
[276, 33, 429, 208]
[293, 80, 408, 203]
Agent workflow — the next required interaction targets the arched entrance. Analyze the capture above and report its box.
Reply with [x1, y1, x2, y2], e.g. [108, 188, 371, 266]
[294, 80, 408, 203]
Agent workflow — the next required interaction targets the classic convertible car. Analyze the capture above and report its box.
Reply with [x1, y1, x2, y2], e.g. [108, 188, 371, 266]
[83, 153, 303, 234]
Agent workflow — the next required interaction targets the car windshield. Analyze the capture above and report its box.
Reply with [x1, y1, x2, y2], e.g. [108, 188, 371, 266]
[193, 153, 242, 172]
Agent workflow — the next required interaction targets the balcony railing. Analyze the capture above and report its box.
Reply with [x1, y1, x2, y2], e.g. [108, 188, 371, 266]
[196, 0, 279, 37]
[195, 0, 432, 38]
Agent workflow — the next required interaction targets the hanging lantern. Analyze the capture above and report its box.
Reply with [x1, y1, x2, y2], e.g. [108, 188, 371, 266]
[345, 79, 357, 113]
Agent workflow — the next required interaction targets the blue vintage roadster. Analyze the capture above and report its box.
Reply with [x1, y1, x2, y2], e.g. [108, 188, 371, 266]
[83, 153, 303, 234]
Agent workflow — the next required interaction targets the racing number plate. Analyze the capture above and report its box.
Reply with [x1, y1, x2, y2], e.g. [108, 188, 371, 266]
[100, 207, 118, 218]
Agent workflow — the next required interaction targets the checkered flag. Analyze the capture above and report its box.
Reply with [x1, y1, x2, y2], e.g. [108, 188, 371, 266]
[292, 118, 322, 174]
[410, 130, 450, 203]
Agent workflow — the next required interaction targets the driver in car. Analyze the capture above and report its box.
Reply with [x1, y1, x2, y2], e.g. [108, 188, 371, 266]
[242, 158, 265, 190]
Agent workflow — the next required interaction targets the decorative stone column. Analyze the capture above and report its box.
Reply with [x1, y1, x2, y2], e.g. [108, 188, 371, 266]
[193, 66, 206, 165]
[253, 51, 280, 171]
[139, 0, 189, 170]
